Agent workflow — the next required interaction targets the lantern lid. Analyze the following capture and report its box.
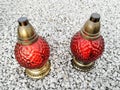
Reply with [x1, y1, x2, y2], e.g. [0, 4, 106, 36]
[81, 13, 101, 40]
[17, 17, 38, 45]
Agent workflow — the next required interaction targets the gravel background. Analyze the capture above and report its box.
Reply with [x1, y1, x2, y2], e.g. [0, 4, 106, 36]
[0, 0, 120, 90]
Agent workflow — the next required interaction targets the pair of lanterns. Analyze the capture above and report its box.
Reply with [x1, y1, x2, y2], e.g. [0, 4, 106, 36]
[14, 13, 104, 79]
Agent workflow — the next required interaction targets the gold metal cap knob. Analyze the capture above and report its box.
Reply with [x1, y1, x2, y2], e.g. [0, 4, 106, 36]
[18, 17, 29, 26]
[90, 13, 100, 22]
[81, 13, 101, 40]
[17, 17, 38, 45]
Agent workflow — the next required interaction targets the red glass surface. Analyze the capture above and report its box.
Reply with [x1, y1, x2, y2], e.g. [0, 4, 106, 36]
[15, 36, 50, 69]
[70, 32, 104, 63]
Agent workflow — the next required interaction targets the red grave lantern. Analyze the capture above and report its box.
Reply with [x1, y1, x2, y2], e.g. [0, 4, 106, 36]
[70, 13, 104, 71]
[14, 17, 50, 79]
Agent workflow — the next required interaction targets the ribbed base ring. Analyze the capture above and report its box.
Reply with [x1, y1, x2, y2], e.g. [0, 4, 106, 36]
[71, 57, 95, 71]
[25, 61, 51, 79]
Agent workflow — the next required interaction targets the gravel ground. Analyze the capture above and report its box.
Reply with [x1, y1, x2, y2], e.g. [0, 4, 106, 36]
[0, 0, 120, 90]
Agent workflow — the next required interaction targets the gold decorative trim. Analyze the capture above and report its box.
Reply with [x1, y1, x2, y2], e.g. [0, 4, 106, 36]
[25, 61, 51, 79]
[71, 57, 94, 71]
[18, 34, 39, 45]
[80, 29, 100, 40]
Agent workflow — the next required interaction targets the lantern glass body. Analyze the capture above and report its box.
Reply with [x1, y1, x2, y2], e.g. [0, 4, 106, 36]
[70, 32, 104, 63]
[15, 36, 50, 69]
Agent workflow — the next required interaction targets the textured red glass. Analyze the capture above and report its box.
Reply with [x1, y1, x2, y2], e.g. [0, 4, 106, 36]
[70, 32, 104, 63]
[15, 36, 50, 69]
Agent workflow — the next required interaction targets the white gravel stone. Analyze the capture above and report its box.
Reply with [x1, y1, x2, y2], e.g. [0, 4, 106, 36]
[0, 0, 120, 90]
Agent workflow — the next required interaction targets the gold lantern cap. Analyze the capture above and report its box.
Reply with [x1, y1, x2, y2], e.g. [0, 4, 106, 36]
[17, 17, 39, 45]
[81, 13, 101, 40]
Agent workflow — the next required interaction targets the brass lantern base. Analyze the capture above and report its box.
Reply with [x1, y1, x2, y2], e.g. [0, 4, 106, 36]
[25, 61, 51, 79]
[71, 57, 94, 71]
